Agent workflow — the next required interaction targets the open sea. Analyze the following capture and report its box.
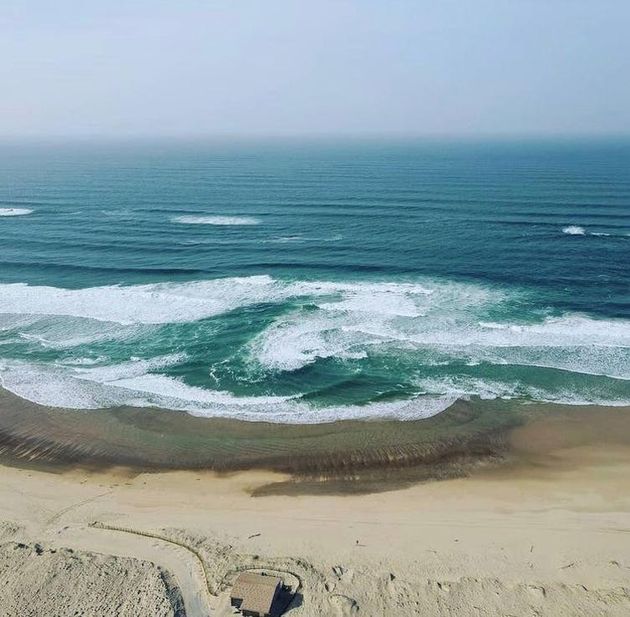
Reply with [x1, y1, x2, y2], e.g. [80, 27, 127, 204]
[0, 139, 628, 423]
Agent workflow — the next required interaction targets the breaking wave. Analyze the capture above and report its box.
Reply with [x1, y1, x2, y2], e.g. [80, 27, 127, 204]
[561, 227, 628, 239]
[0, 275, 629, 422]
[0, 358, 450, 422]
[562, 225, 586, 235]
[0, 276, 280, 325]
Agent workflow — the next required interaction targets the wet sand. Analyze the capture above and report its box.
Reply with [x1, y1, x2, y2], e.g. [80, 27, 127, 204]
[2, 386, 630, 491]
[0, 387, 532, 483]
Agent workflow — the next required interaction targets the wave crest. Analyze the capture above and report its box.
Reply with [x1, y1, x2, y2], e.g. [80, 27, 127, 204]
[0, 208, 33, 217]
[562, 225, 586, 235]
[171, 215, 260, 225]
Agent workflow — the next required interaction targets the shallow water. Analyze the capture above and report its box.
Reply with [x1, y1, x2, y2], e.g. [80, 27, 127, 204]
[0, 139, 628, 422]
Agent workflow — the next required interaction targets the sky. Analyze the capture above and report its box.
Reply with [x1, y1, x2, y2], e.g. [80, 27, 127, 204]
[1, 1, 629, 138]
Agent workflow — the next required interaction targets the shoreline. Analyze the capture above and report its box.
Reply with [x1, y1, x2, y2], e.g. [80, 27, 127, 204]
[2, 386, 630, 494]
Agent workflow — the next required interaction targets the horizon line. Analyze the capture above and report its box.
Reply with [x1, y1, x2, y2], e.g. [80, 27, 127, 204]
[1, 132, 630, 143]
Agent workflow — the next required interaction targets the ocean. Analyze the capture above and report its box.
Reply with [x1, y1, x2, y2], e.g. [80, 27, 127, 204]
[0, 139, 628, 423]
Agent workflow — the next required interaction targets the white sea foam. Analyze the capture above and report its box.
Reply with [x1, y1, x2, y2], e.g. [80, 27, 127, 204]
[415, 374, 630, 408]
[0, 276, 280, 325]
[1, 355, 626, 423]
[58, 356, 108, 366]
[562, 226, 630, 238]
[269, 235, 305, 243]
[1, 275, 629, 421]
[248, 283, 630, 380]
[71, 353, 187, 382]
[267, 234, 343, 244]
[416, 375, 522, 400]
[562, 225, 586, 235]
[2, 276, 629, 378]
[0, 277, 447, 328]
[171, 215, 260, 225]
[252, 311, 630, 379]
[0, 208, 32, 217]
[0, 358, 450, 422]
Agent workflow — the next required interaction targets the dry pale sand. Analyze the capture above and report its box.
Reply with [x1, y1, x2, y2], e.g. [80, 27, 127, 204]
[0, 538, 185, 617]
[2, 412, 630, 617]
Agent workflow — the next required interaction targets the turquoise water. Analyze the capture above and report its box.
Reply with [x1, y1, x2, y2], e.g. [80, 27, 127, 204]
[0, 139, 628, 422]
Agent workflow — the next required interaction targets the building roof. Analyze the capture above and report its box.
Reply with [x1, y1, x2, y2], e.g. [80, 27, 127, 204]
[231, 572, 282, 615]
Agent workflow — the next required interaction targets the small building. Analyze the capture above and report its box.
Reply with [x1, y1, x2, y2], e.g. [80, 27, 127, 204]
[230, 571, 283, 617]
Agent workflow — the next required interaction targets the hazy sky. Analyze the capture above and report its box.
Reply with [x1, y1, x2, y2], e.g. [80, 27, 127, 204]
[1, 1, 629, 138]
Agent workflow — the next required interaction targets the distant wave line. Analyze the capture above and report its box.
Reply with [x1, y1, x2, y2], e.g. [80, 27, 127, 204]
[171, 215, 260, 226]
[561, 225, 629, 238]
[0, 260, 208, 276]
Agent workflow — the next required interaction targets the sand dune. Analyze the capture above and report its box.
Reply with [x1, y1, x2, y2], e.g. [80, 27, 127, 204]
[0, 539, 185, 617]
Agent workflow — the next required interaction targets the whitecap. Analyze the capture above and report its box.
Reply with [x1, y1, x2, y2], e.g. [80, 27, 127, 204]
[268, 235, 305, 243]
[171, 215, 260, 226]
[562, 225, 586, 235]
[266, 233, 343, 244]
[0, 208, 32, 217]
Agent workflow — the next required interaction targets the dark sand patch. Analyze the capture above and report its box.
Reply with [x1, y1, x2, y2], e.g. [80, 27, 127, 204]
[1, 387, 629, 494]
[0, 389, 519, 473]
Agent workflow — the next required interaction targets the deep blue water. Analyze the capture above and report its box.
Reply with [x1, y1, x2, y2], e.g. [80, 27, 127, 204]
[0, 139, 628, 422]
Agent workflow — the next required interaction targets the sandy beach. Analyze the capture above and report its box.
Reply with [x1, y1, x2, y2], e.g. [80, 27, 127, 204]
[2, 399, 630, 616]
